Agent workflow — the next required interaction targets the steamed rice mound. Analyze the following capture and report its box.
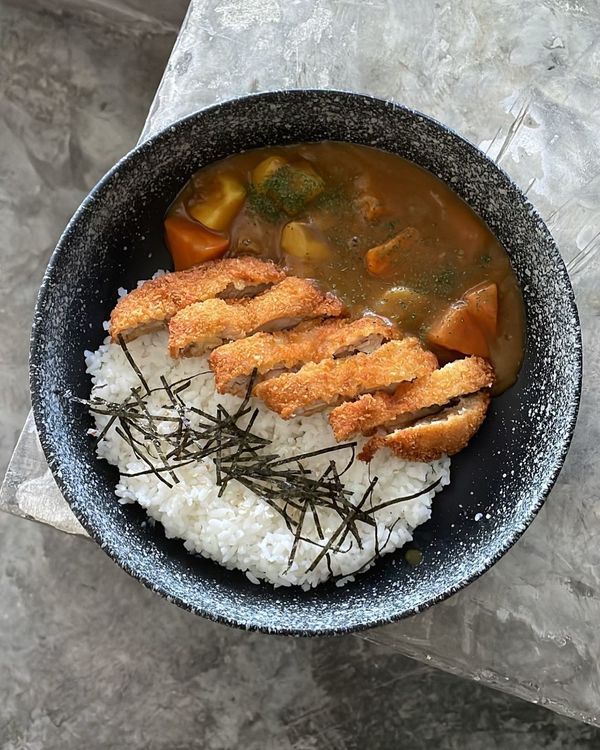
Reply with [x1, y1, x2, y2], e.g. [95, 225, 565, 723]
[85, 329, 450, 588]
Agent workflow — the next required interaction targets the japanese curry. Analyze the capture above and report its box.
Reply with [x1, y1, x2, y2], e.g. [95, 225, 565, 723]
[166, 142, 525, 394]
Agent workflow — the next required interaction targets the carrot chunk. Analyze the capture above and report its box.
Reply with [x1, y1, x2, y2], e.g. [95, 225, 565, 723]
[427, 302, 490, 358]
[464, 282, 498, 337]
[365, 227, 423, 277]
[164, 216, 229, 271]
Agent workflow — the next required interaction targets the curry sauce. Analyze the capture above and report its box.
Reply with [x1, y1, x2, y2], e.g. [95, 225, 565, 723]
[167, 142, 525, 393]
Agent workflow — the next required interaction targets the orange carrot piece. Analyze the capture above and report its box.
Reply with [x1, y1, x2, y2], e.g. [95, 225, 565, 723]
[427, 303, 489, 358]
[164, 216, 229, 271]
[464, 282, 498, 337]
[365, 227, 423, 277]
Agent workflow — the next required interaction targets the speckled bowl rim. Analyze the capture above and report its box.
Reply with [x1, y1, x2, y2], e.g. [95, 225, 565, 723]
[30, 89, 582, 636]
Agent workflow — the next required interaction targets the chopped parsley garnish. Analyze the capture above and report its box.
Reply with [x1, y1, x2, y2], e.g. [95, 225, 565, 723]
[247, 184, 282, 223]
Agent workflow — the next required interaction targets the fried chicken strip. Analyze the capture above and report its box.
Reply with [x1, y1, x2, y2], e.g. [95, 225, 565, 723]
[209, 315, 397, 396]
[254, 338, 437, 419]
[168, 276, 346, 357]
[359, 392, 490, 462]
[110, 257, 285, 342]
[329, 357, 494, 441]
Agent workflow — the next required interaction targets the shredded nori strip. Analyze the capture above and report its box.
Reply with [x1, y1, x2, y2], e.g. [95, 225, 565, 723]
[117, 334, 150, 394]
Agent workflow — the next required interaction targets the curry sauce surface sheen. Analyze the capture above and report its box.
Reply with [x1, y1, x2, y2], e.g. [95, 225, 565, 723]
[169, 142, 525, 393]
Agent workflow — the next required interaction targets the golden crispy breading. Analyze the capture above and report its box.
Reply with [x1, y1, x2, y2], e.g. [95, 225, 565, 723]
[329, 357, 494, 441]
[254, 338, 437, 419]
[359, 392, 490, 462]
[168, 276, 347, 358]
[168, 298, 248, 357]
[110, 257, 285, 342]
[209, 316, 398, 395]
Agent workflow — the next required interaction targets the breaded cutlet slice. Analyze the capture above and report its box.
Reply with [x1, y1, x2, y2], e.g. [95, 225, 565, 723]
[358, 391, 490, 462]
[329, 357, 494, 441]
[209, 315, 398, 396]
[254, 338, 437, 419]
[168, 276, 347, 357]
[110, 257, 285, 342]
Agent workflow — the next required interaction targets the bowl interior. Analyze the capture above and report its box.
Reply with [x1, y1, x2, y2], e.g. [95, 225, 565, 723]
[30, 91, 581, 634]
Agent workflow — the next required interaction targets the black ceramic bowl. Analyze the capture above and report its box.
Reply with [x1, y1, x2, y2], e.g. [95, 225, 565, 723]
[30, 90, 581, 635]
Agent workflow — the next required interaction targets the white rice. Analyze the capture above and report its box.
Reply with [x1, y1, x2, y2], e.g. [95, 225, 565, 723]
[85, 329, 450, 589]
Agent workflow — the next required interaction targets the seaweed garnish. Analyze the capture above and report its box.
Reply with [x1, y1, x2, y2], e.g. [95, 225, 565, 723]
[117, 334, 150, 394]
[306, 476, 378, 573]
[75, 338, 439, 578]
[365, 477, 442, 516]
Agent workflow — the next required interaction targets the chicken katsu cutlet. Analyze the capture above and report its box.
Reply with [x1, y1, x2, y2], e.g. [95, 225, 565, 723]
[209, 316, 398, 396]
[254, 338, 437, 419]
[359, 392, 490, 462]
[168, 276, 347, 357]
[110, 257, 285, 342]
[329, 357, 494, 441]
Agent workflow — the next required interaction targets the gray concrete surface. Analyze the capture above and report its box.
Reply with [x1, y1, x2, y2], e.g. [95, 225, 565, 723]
[2, 1, 600, 747]
[0, 0, 186, 477]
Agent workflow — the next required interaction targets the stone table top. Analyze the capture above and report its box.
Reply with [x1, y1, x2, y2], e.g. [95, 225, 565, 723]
[2, 0, 600, 726]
